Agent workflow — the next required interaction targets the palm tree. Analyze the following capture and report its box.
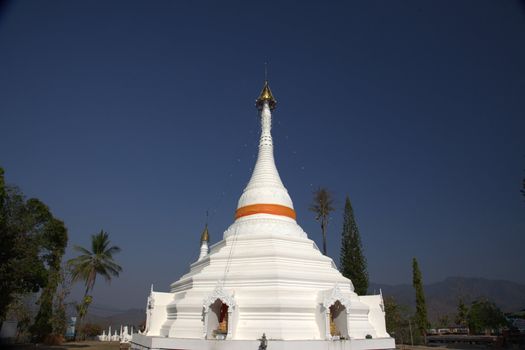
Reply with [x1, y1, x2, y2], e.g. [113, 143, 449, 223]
[309, 187, 335, 255]
[68, 230, 122, 327]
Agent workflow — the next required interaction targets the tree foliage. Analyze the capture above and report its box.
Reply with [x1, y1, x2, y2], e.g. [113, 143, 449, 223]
[68, 230, 122, 326]
[412, 258, 428, 343]
[384, 296, 412, 344]
[467, 299, 507, 334]
[0, 167, 68, 341]
[31, 204, 68, 341]
[436, 314, 450, 328]
[455, 298, 468, 327]
[384, 296, 402, 334]
[339, 196, 368, 295]
[0, 185, 46, 321]
[51, 266, 73, 338]
[78, 323, 103, 338]
[309, 187, 335, 255]
[5, 294, 35, 342]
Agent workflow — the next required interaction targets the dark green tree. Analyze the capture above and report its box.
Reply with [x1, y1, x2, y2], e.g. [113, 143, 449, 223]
[384, 296, 412, 344]
[31, 207, 68, 342]
[51, 266, 73, 339]
[412, 258, 428, 344]
[68, 230, 122, 332]
[455, 298, 469, 327]
[467, 299, 507, 334]
[0, 167, 68, 341]
[339, 196, 368, 295]
[436, 314, 450, 328]
[384, 296, 402, 334]
[309, 187, 335, 255]
[0, 168, 47, 324]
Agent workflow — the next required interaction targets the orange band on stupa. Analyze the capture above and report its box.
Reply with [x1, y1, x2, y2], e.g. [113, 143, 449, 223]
[235, 204, 296, 220]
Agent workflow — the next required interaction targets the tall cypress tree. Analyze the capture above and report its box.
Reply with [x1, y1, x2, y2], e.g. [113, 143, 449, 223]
[340, 196, 368, 295]
[412, 257, 428, 343]
[455, 298, 468, 327]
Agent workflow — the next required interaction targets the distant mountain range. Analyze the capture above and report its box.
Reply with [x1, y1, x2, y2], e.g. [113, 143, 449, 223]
[84, 308, 145, 330]
[370, 276, 525, 322]
[78, 277, 525, 328]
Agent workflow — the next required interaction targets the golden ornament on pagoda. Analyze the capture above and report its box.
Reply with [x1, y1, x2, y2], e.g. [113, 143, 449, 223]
[255, 80, 277, 110]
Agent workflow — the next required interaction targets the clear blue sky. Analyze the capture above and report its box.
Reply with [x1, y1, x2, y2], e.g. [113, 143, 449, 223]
[1, 0, 524, 310]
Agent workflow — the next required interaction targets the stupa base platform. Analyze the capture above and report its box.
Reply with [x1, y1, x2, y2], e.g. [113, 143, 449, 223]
[131, 334, 395, 350]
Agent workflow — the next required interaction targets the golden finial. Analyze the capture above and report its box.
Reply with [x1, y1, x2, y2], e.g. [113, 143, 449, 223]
[256, 80, 277, 110]
[255, 64, 277, 110]
[200, 224, 209, 243]
[200, 211, 210, 243]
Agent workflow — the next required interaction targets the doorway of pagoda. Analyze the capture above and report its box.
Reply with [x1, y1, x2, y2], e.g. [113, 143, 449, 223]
[203, 284, 236, 339]
[322, 284, 351, 340]
[328, 300, 348, 339]
[204, 298, 233, 340]
[212, 299, 229, 339]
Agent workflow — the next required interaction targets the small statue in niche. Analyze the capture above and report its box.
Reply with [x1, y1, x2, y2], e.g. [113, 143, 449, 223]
[217, 303, 228, 334]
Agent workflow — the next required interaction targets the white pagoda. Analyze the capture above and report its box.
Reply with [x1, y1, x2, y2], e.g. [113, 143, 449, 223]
[131, 81, 395, 350]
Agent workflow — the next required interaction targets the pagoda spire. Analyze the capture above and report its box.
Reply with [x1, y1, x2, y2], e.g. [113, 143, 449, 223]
[198, 223, 209, 261]
[234, 80, 295, 221]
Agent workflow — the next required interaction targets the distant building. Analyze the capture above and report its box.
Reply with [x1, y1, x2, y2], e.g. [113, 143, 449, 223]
[428, 325, 469, 335]
[65, 317, 76, 339]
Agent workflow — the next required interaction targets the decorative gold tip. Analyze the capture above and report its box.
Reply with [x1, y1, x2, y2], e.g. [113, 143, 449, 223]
[255, 80, 277, 111]
[200, 224, 209, 243]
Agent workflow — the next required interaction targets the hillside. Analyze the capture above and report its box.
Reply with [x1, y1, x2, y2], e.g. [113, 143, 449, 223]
[370, 276, 525, 322]
[67, 304, 145, 330]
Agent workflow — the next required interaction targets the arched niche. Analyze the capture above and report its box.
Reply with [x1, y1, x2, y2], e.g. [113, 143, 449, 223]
[329, 300, 348, 338]
[203, 285, 235, 339]
[322, 284, 351, 340]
